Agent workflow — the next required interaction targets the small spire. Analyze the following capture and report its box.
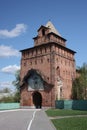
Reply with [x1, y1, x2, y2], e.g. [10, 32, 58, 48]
[46, 21, 61, 36]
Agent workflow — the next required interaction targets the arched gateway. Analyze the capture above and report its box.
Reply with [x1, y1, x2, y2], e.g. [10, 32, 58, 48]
[20, 69, 53, 107]
[32, 91, 42, 108]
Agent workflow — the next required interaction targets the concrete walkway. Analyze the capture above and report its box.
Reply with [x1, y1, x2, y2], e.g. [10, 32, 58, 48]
[30, 110, 56, 130]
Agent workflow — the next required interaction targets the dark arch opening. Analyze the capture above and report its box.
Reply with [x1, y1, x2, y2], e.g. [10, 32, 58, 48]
[56, 66, 60, 75]
[42, 29, 45, 36]
[32, 91, 42, 109]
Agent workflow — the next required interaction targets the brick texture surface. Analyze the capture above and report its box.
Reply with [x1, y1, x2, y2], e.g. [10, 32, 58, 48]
[20, 23, 76, 107]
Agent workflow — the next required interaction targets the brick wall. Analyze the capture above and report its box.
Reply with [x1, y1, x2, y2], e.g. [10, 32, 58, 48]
[20, 23, 76, 107]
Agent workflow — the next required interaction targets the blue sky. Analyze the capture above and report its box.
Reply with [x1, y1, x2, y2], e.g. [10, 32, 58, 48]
[0, 0, 87, 91]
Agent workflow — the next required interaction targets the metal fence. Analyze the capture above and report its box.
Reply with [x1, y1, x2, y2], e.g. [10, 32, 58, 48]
[55, 100, 87, 110]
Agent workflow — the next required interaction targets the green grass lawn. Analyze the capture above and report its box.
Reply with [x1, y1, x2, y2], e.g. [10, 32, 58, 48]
[52, 117, 87, 130]
[46, 109, 87, 130]
[46, 109, 87, 117]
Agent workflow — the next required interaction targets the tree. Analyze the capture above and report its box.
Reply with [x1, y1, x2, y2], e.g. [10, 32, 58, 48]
[0, 87, 11, 93]
[12, 70, 20, 102]
[72, 78, 83, 99]
[79, 63, 87, 99]
[0, 95, 14, 103]
[72, 63, 87, 99]
[3, 87, 11, 93]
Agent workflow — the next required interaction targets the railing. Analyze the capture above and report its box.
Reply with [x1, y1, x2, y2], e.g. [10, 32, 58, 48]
[55, 100, 87, 110]
[0, 103, 20, 110]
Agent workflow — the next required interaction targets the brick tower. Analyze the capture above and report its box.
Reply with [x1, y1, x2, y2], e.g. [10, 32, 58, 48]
[20, 21, 76, 108]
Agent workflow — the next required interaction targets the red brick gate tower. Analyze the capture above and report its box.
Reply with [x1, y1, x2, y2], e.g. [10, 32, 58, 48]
[20, 21, 76, 108]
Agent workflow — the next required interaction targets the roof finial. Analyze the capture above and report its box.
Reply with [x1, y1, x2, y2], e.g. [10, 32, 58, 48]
[45, 21, 61, 36]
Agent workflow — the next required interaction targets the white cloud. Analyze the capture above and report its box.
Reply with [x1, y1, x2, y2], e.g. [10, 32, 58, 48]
[0, 45, 20, 57]
[0, 24, 27, 38]
[1, 65, 20, 74]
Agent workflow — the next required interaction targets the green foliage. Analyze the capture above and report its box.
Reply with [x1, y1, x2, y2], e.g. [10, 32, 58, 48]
[72, 63, 87, 100]
[13, 92, 20, 102]
[12, 70, 20, 92]
[0, 70, 20, 103]
[46, 109, 87, 130]
[52, 117, 87, 130]
[0, 95, 15, 103]
[46, 109, 87, 117]
[72, 78, 84, 99]
[0, 92, 20, 103]
[12, 70, 20, 102]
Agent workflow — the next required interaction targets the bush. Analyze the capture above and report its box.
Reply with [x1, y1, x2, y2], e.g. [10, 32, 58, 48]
[0, 96, 15, 103]
[0, 92, 20, 103]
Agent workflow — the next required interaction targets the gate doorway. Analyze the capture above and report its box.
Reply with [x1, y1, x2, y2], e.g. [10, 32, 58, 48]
[32, 91, 42, 108]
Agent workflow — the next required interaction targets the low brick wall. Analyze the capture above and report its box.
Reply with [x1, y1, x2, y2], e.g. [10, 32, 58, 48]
[0, 103, 20, 110]
[55, 100, 87, 110]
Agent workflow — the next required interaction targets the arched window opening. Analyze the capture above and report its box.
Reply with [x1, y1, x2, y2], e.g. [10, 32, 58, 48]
[42, 29, 45, 36]
[56, 66, 60, 76]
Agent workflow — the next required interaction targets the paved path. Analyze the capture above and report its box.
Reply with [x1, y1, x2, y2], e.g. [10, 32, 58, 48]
[0, 109, 34, 130]
[0, 109, 56, 130]
[31, 110, 56, 130]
